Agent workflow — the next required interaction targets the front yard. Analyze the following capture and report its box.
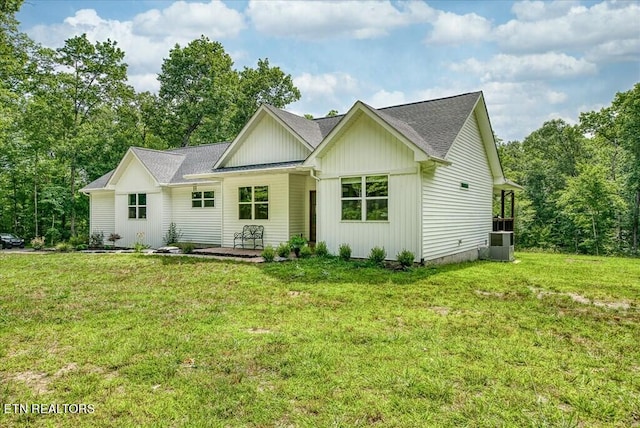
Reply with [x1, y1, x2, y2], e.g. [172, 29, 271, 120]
[0, 252, 638, 427]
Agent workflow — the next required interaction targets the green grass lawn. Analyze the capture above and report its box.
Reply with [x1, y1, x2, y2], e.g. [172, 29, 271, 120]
[0, 252, 638, 427]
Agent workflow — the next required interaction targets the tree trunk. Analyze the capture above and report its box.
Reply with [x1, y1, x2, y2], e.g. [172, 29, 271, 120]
[633, 188, 639, 254]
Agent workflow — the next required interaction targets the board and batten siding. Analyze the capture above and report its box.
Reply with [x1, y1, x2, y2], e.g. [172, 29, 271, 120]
[316, 112, 421, 260]
[224, 115, 311, 167]
[89, 192, 115, 245]
[170, 185, 222, 245]
[421, 112, 493, 262]
[221, 173, 291, 247]
[112, 157, 164, 248]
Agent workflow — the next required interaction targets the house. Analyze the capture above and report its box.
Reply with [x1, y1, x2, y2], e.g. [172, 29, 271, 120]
[82, 91, 521, 263]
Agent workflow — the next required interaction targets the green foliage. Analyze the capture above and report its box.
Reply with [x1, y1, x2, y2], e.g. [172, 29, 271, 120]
[75, 244, 88, 251]
[133, 242, 150, 253]
[89, 231, 104, 248]
[30, 236, 44, 250]
[288, 235, 307, 249]
[339, 243, 351, 261]
[368, 246, 386, 265]
[314, 241, 329, 257]
[69, 235, 87, 247]
[163, 222, 183, 245]
[45, 227, 61, 246]
[276, 242, 290, 258]
[396, 250, 415, 267]
[261, 245, 276, 262]
[178, 242, 195, 254]
[55, 242, 72, 252]
[299, 245, 313, 259]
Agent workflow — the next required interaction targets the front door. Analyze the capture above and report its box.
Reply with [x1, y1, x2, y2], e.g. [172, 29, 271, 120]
[309, 190, 316, 243]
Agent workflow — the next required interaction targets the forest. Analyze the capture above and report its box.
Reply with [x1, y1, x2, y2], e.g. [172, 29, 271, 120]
[1, 1, 638, 256]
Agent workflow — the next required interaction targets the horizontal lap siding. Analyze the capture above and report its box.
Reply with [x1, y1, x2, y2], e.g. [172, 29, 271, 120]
[170, 185, 222, 245]
[318, 112, 420, 260]
[422, 112, 492, 261]
[224, 115, 310, 167]
[222, 174, 289, 247]
[90, 192, 115, 245]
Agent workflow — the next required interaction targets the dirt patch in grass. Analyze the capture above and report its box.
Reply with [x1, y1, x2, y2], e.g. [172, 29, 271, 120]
[475, 290, 505, 298]
[247, 328, 272, 334]
[430, 306, 451, 316]
[530, 287, 631, 310]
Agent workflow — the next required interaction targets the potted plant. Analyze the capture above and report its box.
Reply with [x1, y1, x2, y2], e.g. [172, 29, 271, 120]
[288, 235, 308, 258]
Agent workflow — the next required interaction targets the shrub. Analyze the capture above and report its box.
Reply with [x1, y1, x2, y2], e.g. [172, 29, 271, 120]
[69, 235, 87, 247]
[368, 246, 386, 265]
[55, 242, 73, 252]
[338, 243, 351, 261]
[299, 245, 313, 258]
[89, 231, 104, 248]
[289, 235, 308, 257]
[31, 237, 45, 250]
[397, 250, 415, 267]
[261, 245, 276, 262]
[107, 233, 121, 247]
[75, 244, 88, 251]
[276, 242, 291, 258]
[314, 241, 329, 257]
[46, 227, 61, 246]
[179, 242, 195, 254]
[133, 242, 150, 253]
[163, 222, 183, 245]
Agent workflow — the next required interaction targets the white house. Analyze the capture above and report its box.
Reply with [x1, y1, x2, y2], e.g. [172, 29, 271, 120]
[82, 91, 521, 263]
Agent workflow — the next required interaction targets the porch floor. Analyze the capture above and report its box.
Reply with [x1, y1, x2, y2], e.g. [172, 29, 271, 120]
[193, 247, 263, 258]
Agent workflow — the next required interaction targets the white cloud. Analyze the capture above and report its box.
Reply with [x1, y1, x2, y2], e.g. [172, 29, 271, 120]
[25, 1, 245, 89]
[246, 0, 435, 40]
[365, 90, 409, 108]
[495, 1, 640, 56]
[425, 11, 492, 45]
[293, 72, 359, 99]
[132, 1, 245, 39]
[511, 0, 580, 22]
[451, 53, 597, 81]
[127, 73, 160, 94]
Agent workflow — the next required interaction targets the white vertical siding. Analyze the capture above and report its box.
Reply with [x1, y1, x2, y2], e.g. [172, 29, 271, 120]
[288, 175, 306, 238]
[224, 115, 310, 167]
[221, 173, 290, 247]
[170, 184, 222, 245]
[317, 113, 421, 260]
[112, 157, 164, 248]
[90, 192, 115, 245]
[421, 112, 493, 261]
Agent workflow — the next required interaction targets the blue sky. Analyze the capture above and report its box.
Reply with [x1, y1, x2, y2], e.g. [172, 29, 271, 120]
[17, 0, 640, 142]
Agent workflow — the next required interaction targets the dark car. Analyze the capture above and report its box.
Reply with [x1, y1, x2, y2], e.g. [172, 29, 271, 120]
[1, 233, 25, 249]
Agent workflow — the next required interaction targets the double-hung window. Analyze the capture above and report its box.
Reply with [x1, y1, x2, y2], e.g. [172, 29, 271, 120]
[239, 186, 269, 220]
[128, 193, 147, 219]
[192, 191, 215, 208]
[341, 175, 388, 221]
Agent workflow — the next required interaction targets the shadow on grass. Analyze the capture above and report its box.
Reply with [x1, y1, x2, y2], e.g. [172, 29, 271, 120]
[146, 253, 482, 285]
[259, 256, 479, 285]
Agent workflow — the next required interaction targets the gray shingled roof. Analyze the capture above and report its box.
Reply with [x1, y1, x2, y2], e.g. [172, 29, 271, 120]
[264, 105, 324, 148]
[82, 92, 483, 191]
[377, 92, 481, 159]
[81, 143, 231, 191]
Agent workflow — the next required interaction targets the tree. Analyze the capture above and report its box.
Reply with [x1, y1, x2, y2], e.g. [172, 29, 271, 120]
[154, 38, 300, 147]
[155, 36, 236, 147]
[559, 164, 626, 255]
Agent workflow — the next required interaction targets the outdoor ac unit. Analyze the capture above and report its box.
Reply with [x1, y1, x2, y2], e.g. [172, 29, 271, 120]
[489, 231, 514, 262]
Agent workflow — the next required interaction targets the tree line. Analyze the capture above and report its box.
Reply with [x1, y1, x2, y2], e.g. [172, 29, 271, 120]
[500, 84, 639, 255]
[0, 1, 300, 242]
[1, 2, 638, 256]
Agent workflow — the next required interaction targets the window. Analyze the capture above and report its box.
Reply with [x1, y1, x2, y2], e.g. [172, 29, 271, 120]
[238, 186, 269, 220]
[341, 175, 388, 221]
[192, 191, 215, 208]
[128, 193, 147, 219]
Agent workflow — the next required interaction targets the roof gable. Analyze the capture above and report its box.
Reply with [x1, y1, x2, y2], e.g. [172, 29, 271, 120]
[214, 105, 320, 169]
